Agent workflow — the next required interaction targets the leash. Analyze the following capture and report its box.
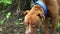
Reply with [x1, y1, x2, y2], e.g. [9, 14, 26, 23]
[32, 0, 48, 16]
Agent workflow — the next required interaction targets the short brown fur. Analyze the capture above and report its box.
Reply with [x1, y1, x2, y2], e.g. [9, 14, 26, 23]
[24, 0, 59, 34]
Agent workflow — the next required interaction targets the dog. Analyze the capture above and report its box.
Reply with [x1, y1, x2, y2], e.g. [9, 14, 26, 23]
[24, 0, 59, 34]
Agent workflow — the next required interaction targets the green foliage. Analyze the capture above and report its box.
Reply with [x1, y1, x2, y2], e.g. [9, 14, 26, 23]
[0, 0, 12, 10]
[0, 18, 5, 25]
[57, 22, 60, 28]
[6, 12, 11, 18]
[15, 22, 19, 25]
[57, 16, 60, 29]
[0, 12, 12, 25]
[0, 0, 12, 5]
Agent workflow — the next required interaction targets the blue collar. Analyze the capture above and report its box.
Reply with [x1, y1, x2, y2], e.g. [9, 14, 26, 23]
[32, 0, 48, 16]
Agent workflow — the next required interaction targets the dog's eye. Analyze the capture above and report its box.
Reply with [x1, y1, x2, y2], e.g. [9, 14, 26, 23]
[37, 14, 40, 16]
[37, 14, 42, 18]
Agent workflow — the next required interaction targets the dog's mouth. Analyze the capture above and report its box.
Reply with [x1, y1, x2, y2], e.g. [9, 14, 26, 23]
[25, 27, 38, 34]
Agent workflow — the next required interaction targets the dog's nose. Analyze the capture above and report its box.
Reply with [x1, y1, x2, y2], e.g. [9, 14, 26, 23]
[25, 31, 31, 34]
[25, 32, 31, 34]
[25, 30, 31, 34]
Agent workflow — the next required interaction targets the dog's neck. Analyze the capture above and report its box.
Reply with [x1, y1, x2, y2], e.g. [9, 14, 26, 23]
[32, 0, 48, 16]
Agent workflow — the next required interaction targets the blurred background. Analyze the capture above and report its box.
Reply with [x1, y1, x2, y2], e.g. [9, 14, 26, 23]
[0, 0, 60, 34]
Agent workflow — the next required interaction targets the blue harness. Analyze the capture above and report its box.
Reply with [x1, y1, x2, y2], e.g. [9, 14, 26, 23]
[32, 0, 48, 16]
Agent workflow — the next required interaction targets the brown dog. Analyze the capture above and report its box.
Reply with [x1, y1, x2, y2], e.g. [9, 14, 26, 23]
[24, 5, 45, 34]
[24, 0, 59, 34]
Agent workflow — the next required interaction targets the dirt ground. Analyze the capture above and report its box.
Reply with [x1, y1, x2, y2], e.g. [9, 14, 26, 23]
[0, 14, 60, 34]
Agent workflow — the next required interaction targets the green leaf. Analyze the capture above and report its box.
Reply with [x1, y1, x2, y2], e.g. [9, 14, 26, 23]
[0, 0, 12, 4]
[0, 20, 4, 25]
[6, 12, 11, 18]
[15, 22, 19, 25]
[57, 20, 60, 29]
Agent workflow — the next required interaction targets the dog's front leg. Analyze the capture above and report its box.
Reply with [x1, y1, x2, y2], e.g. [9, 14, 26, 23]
[51, 15, 58, 34]
[48, 4, 58, 34]
[44, 0, 59, 34]
[50, 9, 59, 34]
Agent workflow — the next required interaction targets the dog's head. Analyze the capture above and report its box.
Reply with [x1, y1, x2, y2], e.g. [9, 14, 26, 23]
[24, 5, 45, 34]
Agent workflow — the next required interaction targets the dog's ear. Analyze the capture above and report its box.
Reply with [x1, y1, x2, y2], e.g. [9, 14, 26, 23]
[37, 14, 45, 20]
[23, 10, 29, 16]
